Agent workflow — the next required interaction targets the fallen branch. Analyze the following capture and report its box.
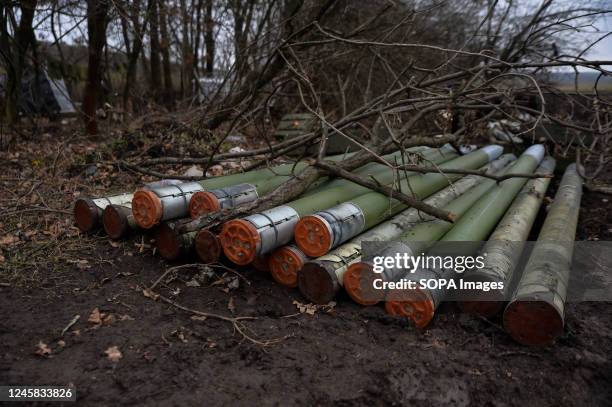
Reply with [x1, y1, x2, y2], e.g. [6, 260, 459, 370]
[585, 182, 612, 195]
[395, 165, 553, 182]
[136, 132, 318, 167]
[60, 315, 80, 337]
[314, 160, 457, 222]
[145, 268, 286, 346]
[119, 160, 204, 180]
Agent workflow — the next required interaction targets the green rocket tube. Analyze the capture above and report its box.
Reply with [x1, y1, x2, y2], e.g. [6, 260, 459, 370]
[294, 146, 504, 258]
[74, 179, 184, 233]
[218, 147, 461, 265]
[382, 145, 545, 328]
[459, 157, 556, 317]
[131, 152, 356, 229]
[187, 147, 432, 218]
[503, 164, 582, 346]
[297, 154, 516, 305]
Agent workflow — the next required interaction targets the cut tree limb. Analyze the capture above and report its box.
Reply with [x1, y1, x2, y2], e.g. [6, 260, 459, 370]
[314, 160, 457, 222]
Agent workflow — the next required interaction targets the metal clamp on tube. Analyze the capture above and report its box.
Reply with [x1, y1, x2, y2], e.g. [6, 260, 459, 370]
[189, 183, 258, 216]
[294, 203, 366, 258]
[132, 181, 204, 229]
[220, 205, 300, 265]
[74, 179, 184, 233]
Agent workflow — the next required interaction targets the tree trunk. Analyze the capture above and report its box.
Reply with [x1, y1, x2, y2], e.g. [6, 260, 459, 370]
[121, 0, 147, 116]
[3, 0, 37, 125]
[83, 0, 109, 135]
[204, 0, 215, 75]
[180, 0, 193, 98]
[193, 0, 204, 76]
[149, 0, 162, 102]
[158, 0, 174, 102]
[232, 0, 245, 77]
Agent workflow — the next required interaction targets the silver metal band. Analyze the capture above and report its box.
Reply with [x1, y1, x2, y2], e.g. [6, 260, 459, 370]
[209, 183, 258, 209]
[149, 181, 204, 220]
[312, 202, 366, 250]
[243, 205, 300, 255]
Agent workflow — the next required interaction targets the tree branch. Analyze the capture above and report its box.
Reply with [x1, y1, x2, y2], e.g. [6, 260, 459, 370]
[313, 160, 457, 222]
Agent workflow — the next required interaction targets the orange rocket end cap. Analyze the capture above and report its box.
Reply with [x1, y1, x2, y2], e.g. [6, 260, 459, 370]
[189, 191, 220, 218]
[132, 189, 163, 229]
[74, 198, 99, 233]
[503, 300, 563, 346]
[269, 246, 306, 288]
[195, 229, 222, 264]
[343, 262, 379, 306]
[385, 289, 435, 329]
[219, 219, 259, 265]
[155, 223, 182, 261]
[294, 215, 332, 258]
[102, 205, 129, 240]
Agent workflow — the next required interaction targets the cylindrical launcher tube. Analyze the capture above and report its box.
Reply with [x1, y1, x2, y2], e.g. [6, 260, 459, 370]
[298, 154, 517, 305]
[503, 163, 582, 346]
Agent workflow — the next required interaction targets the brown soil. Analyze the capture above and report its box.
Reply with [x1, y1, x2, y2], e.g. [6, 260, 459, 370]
[1, 129, 611, 406]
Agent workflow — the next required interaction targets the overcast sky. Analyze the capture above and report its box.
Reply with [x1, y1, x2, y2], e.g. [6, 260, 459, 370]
[590, 14, 612, 62]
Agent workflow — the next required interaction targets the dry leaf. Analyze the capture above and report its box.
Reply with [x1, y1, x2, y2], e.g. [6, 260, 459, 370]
[35, 341, 51, 357]
[57, 340, 66, 347]
[208, 165, 224, 176]
[102, 314, 115, 325]
[190, 315, 207, 321]
[183, 165, 203, 177]
[293, 300, 336, 315]
[142, 288, 159, 300]
[0, 234, 18, 246]
[185, 279, 200, 287]
[228, 297, 236, 313]
[88, 308, 102, 325]
[227, 278, 240, 290]
[172, 329, 188, 343]
[68, 259, 90, 270]
[105, 346, 122, 362]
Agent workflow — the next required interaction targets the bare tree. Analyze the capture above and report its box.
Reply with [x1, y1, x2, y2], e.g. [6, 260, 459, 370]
[83, 0, 110, 134]
[1, 0, 38, 124]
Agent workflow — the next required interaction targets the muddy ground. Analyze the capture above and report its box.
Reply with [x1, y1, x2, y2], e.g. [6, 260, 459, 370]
[1, 129, 611, 406]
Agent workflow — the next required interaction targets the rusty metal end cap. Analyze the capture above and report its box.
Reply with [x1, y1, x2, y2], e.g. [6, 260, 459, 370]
[74, 198, 99, 233]
[385, 289, 435, 329]
[298, 261, 337, 305]
[219, 219, 259, 265]
[195, 229, 222, 264]
[503, 299, 563, 346]
[132, 189, 162, 229]
[294, 215, 332, 258]
[155, 223, 182, 261]
[269, 246, 305, 288]
[102, 205, 128, 240]
[343, 262, 379, 306]
[252, 254, 271, 272]
[189, 191, 220, 218]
